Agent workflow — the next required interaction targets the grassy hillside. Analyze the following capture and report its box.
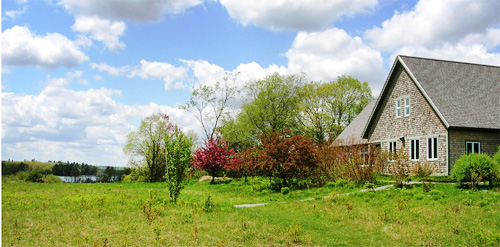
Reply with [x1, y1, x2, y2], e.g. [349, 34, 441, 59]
[3, 179, 500, 246]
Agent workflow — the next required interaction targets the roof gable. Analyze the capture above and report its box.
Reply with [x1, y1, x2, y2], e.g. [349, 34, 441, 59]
[399, 55, 499, 129]
[363, 55, 500, 138]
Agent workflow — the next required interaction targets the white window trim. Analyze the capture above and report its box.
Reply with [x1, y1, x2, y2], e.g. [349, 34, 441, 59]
[409, 139, 419, 161]
[395, 99, 401, 118]
[466, 141, 481, 154]
[427, 137, 438, 161]
[404, 97, 410, 117]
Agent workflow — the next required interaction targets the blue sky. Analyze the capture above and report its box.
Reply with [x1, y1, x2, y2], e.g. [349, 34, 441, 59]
[2, 0, 499, 166]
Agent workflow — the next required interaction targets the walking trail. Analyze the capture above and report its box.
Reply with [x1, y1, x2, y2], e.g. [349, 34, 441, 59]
[234, 181, 430, 208]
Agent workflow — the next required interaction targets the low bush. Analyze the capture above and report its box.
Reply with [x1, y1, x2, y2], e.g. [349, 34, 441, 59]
[451, 153, 499, 188]
[26, 171, 44, 183]
[493, 146, 500, 166]
[44, 174, 62, 183]
[281, 187, 290, 195]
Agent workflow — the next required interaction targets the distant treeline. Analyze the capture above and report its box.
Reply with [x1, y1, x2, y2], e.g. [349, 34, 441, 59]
[52, 161, 98, 176]
[2, 160, 131, 183]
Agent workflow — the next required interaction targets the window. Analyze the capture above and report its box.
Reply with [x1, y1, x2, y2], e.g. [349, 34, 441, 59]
[427, 137, 438, 160]
[396, 97, 410, 118]
[404, 98, 410, 116]
[410, 139, 419, 160]
[466, 141, 481, 154]
[396, 100, 401, 117]
[388, 141, 397, 154]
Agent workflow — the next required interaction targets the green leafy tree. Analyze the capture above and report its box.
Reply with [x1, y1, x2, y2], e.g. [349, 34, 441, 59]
[124, 114, 176, 182]
[163, 128, 194, 202]
[326, 75, 372, 134]
[243, 73, 304, 134]
[297, 76, 371, 142]
[222, 73, 304, 149]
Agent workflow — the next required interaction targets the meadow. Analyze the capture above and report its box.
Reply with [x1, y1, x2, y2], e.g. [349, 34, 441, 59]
[3, 178, 500, 246]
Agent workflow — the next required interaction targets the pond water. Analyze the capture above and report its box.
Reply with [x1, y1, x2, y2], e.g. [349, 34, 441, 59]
[57, 176, 98, 183]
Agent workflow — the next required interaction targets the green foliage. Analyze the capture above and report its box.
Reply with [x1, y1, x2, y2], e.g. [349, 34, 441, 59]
[26, 171, 44, 183]
[124, 114, 177, 182]
[281, 187, 290, 195]
[493, 146, 500, 167]
[44, 174, 62, 183]
[202, 195, 215, 212]
[451, 153, 500, 188]
[297, 76, 372, 143]
[164, 129, 194, 202]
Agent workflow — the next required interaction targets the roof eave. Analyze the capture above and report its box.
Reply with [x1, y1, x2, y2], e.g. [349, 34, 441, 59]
[361, 56, 401, 139]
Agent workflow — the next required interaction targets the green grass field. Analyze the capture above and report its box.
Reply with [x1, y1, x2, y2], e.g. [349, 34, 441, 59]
[3, 178, 500, 246]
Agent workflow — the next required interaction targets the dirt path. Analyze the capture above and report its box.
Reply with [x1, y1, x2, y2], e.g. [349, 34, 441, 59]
[234, 181, 428, 208]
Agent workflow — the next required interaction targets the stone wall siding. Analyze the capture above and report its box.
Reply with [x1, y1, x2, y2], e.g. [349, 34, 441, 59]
[449, 128, 500, 169]
[367, 66, 448, 174]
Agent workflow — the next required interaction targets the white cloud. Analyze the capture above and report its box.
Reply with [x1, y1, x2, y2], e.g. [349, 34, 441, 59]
[90, 63, 129, 76]
[220, 0, 378, 31]
[460, 28, 500, 50]
[59, 0, 205, 22]
[2, 25, 89, 70]
[285, 28, 386, 94]
[365, 0, 500, 51]
[128, 60, 189, 90]
[4, 6, 27, 20]
[66, 70, 88, 85]
[392, 43, 500, 66]
[72, 16, 126, 51]
[2, 80, 199, 166]
[93, 74, 104, 82]
[182, 59, 289, 91]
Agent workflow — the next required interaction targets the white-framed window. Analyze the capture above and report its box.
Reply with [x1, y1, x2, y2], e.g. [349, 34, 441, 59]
[466, 141, 481, 154]
[395, 97, 410, 118]
[427, 137, 438, 160]
[404, 98, 410, 116]
[395, 100, 401, 118]
[410, 139, 419, 160]
[388, 141, 397, 154]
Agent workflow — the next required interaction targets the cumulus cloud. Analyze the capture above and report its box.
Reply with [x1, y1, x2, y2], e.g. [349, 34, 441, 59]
[2, 79, 199, 166]
[285, 28, 386, 94]
[365, 0, 500, 51]
[392, 44, 500, 66]
[128, 60, 189, 90]
[72, 16, 126, 51]
[220, 0, 378, 31]
[2, 25, 89, 70]
[59, 0, 205, 22]
[181, 59, 289, 91]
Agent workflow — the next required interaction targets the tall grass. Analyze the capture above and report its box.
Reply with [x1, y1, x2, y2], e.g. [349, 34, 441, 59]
[3, 180, 500, 246]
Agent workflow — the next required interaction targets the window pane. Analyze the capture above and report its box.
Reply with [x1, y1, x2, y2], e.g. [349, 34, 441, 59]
[467, 143, 472, 154]
[416, 140, 420, 159]
[428, 138, 432, 158]
[432, 137, 437, 159]
[474, 143, 479, 153]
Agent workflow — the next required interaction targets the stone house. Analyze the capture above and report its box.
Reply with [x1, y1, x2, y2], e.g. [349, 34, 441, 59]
[334, 55, 500, 175]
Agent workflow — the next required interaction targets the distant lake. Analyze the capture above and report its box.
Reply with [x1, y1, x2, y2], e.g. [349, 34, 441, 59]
[58, 175, 98, 183]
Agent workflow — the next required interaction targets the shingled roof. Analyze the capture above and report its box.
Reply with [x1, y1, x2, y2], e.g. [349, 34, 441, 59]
[361, 55, 500, 139]
[399, 55, 500, 129]
[332, 100, 376, 146]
